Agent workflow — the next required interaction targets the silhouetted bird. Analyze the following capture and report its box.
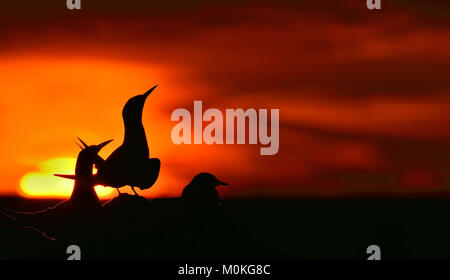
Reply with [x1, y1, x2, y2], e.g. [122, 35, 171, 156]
[56, 138, 113, 206]
[180, 173, 229, 258]
[56, 86, 161, 196]
[95, 85, 160, 195]
[181, 173, 228, 209]
[1, 139, 112, 240]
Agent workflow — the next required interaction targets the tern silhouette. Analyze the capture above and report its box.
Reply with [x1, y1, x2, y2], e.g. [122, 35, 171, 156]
[56, 138, 113, 205]
[95, 85, 161, 195]
[52, 86, 161, 196]
[1, 139, 112, 240]
[181, 173, 228, 209]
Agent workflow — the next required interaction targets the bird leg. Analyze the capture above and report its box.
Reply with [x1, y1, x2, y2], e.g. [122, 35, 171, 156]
[131, 186, 139, 196]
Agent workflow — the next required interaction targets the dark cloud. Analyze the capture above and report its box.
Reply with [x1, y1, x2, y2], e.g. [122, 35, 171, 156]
[1, 1, 449, 100]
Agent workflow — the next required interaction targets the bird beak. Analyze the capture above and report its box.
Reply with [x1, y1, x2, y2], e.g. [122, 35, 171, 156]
[96, 139, 113, 151]
[54, 174, 76, 180]
[74, 139, 84, 150]
[217, 180, 229, 186]
[77, 137, 89, 149]
[143, 85, 158, 99]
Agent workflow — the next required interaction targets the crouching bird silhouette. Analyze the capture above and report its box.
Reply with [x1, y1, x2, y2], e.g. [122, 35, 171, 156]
[179, 173, 230, 258]
[0, 139, 112, 240]
[56, 85, 161, 196]
[182, 173, 228, 211]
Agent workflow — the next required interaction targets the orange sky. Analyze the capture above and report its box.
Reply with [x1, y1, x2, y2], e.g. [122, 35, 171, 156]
[0, 0, 450, 198]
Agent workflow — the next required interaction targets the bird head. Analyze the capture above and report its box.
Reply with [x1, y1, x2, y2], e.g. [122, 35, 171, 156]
[75, 138, 113, 159]
[54, 138, 113, 180]
[122, 85, 158, 123]
[191, 172, 229, 188]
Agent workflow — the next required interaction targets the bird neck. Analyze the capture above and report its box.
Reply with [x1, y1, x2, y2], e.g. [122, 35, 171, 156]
[123, 120, 147, 144]
[70, 179, 100, 205]
[75, 153, 95, 178]
[71, 152, 100, 205]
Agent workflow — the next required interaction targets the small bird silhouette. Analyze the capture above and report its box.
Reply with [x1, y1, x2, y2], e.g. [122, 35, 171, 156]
[56, 138, 113, 206]
[56, 86, 161, 196]
[1, 139, 112, 240]
[181, 173, 228, 209]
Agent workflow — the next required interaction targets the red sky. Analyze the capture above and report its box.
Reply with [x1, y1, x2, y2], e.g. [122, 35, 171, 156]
[0, 0, 449, 198]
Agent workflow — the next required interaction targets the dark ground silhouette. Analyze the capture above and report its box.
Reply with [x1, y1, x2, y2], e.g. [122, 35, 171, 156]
[0, 194, 274, 260]
[2, 196, 450, 259]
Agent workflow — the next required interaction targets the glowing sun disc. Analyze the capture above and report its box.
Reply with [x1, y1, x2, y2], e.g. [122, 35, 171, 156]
[20, 157, 113, 198]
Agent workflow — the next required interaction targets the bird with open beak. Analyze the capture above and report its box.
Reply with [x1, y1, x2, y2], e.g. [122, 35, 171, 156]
[55, 86, 161, 196]
[0, 139, 113, 240]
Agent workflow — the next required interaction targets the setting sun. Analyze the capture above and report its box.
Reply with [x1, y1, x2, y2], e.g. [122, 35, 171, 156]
[19, 157, 114, 198]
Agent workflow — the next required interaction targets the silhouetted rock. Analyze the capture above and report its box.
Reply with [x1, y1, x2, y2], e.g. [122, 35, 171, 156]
[0, 225, 52, 260]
